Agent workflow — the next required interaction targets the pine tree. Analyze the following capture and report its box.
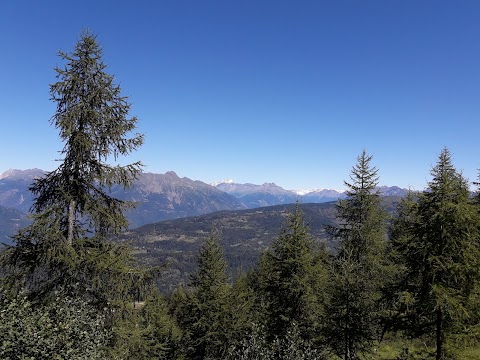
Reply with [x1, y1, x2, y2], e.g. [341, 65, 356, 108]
[382, 191, 420, 335]
[175, 229, 231, 359]
[390, 148, 480, 359]
[325, 150, 388, 360]
[35, 29, 143, 241]
[3, 30, 145, 304]
[110, 291, 182, 360]
[254, 203, 328, 346]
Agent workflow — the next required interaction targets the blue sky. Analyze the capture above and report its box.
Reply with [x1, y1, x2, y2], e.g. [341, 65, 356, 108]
[1, 1, 479, 191]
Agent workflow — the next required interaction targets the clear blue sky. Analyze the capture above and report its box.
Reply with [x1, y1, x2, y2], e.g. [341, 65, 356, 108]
[1, 1, 479, 191]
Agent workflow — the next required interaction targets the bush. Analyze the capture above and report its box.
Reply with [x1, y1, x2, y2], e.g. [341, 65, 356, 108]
[0, 288, 111, 360]
[227, 323, 325, 360]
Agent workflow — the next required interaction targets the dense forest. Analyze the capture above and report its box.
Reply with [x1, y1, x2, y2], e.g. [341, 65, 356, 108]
[2, 32, 480, 360]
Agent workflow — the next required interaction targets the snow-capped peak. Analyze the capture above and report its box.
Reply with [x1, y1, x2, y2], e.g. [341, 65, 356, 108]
[210, 179, 235, 187]
[294, 188, 320, 196]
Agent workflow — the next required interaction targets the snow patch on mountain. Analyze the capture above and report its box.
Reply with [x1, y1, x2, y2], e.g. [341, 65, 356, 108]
[210, 179, 235, 186]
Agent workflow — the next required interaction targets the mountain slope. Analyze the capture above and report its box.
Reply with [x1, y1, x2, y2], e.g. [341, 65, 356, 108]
[0, 169, 246, 230]
[118, 202, 339, 291]
[216, 182, 298, 207]
[217, 181, 350, 207]
[0, 169, 44, 213]
[0, 205, 30, 245]
[105, 171, 246, 228]
[118, 195, 403, 291]
[301, 189, 347, 203]
[0, 169, 408, 237]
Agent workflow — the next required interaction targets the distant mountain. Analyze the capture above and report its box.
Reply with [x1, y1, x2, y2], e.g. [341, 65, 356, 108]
[377, 186, 409, 197]
[216, 181, 351, 206]
[0, 205, 30, 246]
[300, 189, 347, 203]
[0, 168, 45, 181]
[114, 171, 247, 228]
[215, 182, 298, 208]
[0, 169, 246, 230]
[298, 186, 408, 203]
[0, 168, 409, 239]
[0, 169, 44, 213]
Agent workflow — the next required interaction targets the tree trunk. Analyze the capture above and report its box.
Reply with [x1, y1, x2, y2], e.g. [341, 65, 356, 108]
[67, 200, 75, 245]
[436, 308, 443, 360]
[345, 302, 349, 360]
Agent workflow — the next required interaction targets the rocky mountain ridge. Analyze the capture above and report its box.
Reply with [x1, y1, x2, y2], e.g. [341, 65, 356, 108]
[0, 169, 408, 245]
[215, 180, 408, 207]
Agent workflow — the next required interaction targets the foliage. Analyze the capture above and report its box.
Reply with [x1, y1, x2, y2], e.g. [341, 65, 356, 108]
[30, 29, 142, 242]
[325, 150, 389, 359]
[173, 230, 234, 359]
[251, 203, 329, 346]
[390, 148, 480, 359]
[0, 30, 158, 360]
[2, 30, 146, 306]
[226, 322, 325, 360]
[0, 287, 110, 360]
[109, 292, 182, 360]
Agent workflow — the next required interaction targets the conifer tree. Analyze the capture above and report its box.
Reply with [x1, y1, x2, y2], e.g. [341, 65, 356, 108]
[254, 203, 328, 346]
[325, 150, 388, 360]
[3, 30, 144, 303]
[382, 191, 420, 334]
[110, 291, 182, 359]
[390, 148, 480, 359]
[175, 230, 231, 359]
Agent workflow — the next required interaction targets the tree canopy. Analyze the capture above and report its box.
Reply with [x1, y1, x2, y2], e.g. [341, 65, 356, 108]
[390, 148, 480, 359]
[325, 150, 389, 360]
[3, 30, 145, 305]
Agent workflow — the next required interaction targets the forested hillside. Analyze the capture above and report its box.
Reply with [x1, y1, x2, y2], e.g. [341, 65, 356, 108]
[119, 202, 337, 291]
[119, 198, 401, 291]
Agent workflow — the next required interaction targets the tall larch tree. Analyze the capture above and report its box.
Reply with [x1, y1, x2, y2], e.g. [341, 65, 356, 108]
[175, 230, 232, 360]
[390, 148, 480, 360]
[325, 150, 389, 360]
[253, 203, 329, 348]
[4, 30, 145, 303]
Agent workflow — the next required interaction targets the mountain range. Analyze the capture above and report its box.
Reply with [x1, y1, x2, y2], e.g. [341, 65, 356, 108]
[0, 168, 406, 289]
[0, 168, 408, 245]
[214, 180, 408, 207]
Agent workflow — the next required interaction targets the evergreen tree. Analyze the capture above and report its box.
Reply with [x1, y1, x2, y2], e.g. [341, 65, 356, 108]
[382, 191, 420, 335]
[325, 150, 388, 360]
[3, 30, 144, 303]
[110, 292, 182, 360]
[227, 272, 256, 347]
[34, 29, 143, 242]
[254, 203, 328, 346]
[390, 148, 480, 359]
[175, 230, 232, 359]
